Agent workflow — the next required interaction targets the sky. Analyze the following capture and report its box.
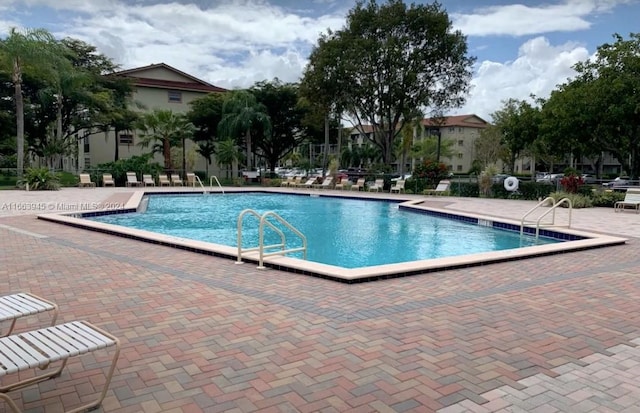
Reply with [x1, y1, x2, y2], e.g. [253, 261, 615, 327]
[0, 0, 638, 121]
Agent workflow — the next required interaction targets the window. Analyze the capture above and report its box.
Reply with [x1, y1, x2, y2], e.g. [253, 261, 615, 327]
[456, 165, 463, 171]
[448, 127, 455, 132]
[168, 90, 182, 103]
[83, 139, 90, 153]
[457, 140, 464, 146]
[458, 127, 463, 133]
[457, 153, 463, 159]
[119, 134, 134, 145]
[84, 156, 91, 168]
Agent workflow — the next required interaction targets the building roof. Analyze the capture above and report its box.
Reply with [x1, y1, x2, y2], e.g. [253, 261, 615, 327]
[114, 63, 227, 93]
[421, 114, 489, 128]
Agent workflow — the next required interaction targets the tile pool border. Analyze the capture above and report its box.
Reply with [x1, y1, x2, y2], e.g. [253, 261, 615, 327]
[37, 190, 627, 283]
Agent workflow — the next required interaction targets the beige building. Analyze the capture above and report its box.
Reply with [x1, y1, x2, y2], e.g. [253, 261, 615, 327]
[80, 63, 226, 174]
[348, 114, 489, 173]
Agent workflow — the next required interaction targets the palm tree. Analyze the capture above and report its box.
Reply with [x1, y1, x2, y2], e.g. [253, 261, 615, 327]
[216, 138, 243, 179]
[218, 90, 270, 171]
[0, 28, 59, 177]
[137, 109, 194, 170]
[411, 137, 454, 162]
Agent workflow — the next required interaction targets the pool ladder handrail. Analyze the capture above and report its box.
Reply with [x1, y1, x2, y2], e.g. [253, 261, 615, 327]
[236, 209, 307, 269]
[191, 174, 208, 193]
[520, 196, 573, 238]
[208, 176, 224, 194]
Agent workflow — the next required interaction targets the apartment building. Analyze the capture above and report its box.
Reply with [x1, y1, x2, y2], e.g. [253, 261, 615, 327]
[79, 63, 226, 173]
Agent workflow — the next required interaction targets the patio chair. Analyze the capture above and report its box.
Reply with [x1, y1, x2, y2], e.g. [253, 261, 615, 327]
[143, 174, 156, 186]
[335, 178, 351, 190]
[78, 173, 96, 188]
[280, 176, 295, 187]
[298, 177, 317, 188]
[614, 188, 640, 213]
[351, 178, 366, 191]
[368, 179, 384, 192]
[158, 174, 171, 186]
[0, 320, 120, 413]
[126, 172, 142, 187]
[424, 179, 451, 196]
[313, 177, 333, 189]
[170, 173, 183, 186]
[102, 173, 115, 187]
[390, 179, 405, 193]
[0, 293, 58, 337]
[186, 172, 197, 187]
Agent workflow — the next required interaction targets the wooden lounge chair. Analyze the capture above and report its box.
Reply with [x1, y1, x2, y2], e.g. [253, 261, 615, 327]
[424, 179, 451, 196]
[390, 179, 405, 193]
[170, 173, 183, 186]
[143, 174, 156, 186]
[351, 178, 366, 191]
[313, 177, 333, 189]
[126, 172, 142, 187]
[614, 188, 640, 213]
[158, 174, 171, 186]
[102, 173, 115, 187]
[78, 173, 96, 188]
[368, 179, 384, 192]
[0, 320, 120, 413]
[0, 293, 58, 337]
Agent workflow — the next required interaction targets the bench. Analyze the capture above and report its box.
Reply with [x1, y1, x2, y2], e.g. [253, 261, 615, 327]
[0, 293, 58, 337]
[0, 320, 120, 413]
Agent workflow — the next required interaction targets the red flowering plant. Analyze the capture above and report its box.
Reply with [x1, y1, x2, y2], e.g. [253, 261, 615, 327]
[411, 160, 449, 192]
[560, 171, 584, 193]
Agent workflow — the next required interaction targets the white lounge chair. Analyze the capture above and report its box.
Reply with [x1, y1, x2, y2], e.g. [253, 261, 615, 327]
[425, 179, 451, 196]
[143, 174, 156, 186]
[335, 179, 351, 190]
[158, 174, 171, 186]
[78, 174, 96, 188]
[313, 177, 333, 189]
[298, 177, 317, 188]
[390, 179, 405, 193]
[614, 188, 640, 213]
[368, 179, 384, 192]
[280, 176, 295, 187]
[0, 320, 120, 413]
[102, 173, 115, 187]
[126, 172, 142, 187]
[0, 293, 58, 337]
[351, 178, 366, 191]
[170, 173, 183, 186]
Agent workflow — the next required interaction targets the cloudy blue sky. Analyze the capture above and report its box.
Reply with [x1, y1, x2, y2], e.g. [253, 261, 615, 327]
[1, 0, 638, 120]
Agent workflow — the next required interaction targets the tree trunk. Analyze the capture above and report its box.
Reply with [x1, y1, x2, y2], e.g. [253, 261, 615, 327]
[114, 128, 119, 161]
[14, 59, 24, 178]
[163, 138, 172, 169]
[245, 129, 252, 170]
[336, 123, 342, 170]
[322, 115, 329, 177]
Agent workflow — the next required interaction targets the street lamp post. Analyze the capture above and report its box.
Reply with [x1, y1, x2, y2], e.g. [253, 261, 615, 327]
[431, 128, 442, 162]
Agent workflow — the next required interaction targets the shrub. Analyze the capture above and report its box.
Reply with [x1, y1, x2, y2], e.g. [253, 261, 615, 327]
[18, 167, 60, 190]
[97, 155, 163, 186]
[590, 190, 625, 207]
[518, 181, 555, 200]
[560, 172, 584, 193]
[549, 191, 593, 208]
[58, 171, 79, 187]
[411, 160, 449, 192]
[449, 182, 479, 198]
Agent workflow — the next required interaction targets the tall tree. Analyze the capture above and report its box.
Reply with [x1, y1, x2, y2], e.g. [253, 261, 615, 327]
[216, 138, 243, 179]
[218, 90, 270, 171]
[187, 92, 226, 177]
[302, 0, 474, 165]
[250, 79, 306, 173]
[137, 110, 194, 170]
[0, 28, 60, 177]
[474, 125, 506, 169]
[491, 99, 540, 173]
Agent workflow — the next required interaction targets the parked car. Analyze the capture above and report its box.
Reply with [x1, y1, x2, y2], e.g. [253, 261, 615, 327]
[602, 177, 629, 188]
[581, 174, 596, 184]
[536, 173, 563, 184]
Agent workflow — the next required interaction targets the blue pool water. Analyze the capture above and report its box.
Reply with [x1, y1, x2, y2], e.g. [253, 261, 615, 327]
[89, 193, 558, 268]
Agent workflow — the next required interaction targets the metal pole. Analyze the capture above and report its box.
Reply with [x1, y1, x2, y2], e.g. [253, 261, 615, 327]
[436, 130, 441, 163]
[182, 136, 186, 179]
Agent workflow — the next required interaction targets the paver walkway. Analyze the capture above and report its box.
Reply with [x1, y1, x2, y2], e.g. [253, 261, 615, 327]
[1, 188, 640, 412]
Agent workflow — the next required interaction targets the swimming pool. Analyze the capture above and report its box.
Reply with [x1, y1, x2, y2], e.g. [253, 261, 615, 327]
[88, 193, 558, 268]
[37, 189, 626, 282]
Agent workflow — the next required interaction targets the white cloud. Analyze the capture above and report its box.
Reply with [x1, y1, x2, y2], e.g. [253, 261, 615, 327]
[454, 37, 591, 120]
[452, 0, 631, 37]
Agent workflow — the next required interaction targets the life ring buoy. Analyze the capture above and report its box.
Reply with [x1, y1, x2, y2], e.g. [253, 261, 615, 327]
[504, 176, 519, 191]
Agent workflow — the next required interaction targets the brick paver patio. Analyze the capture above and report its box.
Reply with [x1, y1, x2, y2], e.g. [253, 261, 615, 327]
[1, 188, 640, 412]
